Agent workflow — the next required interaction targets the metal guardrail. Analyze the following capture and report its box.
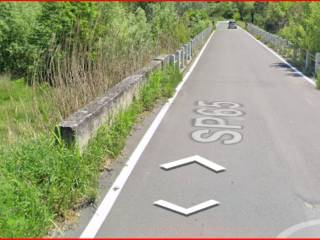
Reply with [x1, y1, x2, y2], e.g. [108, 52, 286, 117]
[174, 25, 212, 70]
[247, 23, 319, 77]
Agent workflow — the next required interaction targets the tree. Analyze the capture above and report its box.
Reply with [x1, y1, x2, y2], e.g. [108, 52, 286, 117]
[235, 2, 254, 21]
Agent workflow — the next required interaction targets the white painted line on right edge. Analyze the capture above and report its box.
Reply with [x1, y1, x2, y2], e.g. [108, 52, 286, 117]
[80, 30, 216, 238]
[239, 27, 316, 87]
[277, 219, 320, 237]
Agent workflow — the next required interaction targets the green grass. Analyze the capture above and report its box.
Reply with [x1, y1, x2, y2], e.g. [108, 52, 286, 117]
[236, 20, 246, 29]
[0, 75, 59, 145]
[0, 65, 182, 237]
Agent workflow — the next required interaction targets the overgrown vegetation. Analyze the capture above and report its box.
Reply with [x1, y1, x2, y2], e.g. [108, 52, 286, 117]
[0, 2, 211, 236]
[219, 2, 320, 76]
[3, 1, 320, 237]
[0, 66, 182, 237]
[208, 2, 320, 54]
[0, 74, 61, 144]
[0, 2, 212, 148]
[0, 2, 212, 119]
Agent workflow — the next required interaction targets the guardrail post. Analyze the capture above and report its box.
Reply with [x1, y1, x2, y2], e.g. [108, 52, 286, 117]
[316, 52, 320, 76]
[183, 44, 187, 63]
[175, 50, 180, 69]
[304, 50, 310, 72]
[179, 49, 184, 69]
[168, 54, 175, 66]
[191, 39, 194, 56]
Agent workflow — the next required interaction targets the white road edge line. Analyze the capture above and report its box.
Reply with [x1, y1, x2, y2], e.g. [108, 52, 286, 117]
[80, 30, 216, 238]
[242, 25, 320, 239]
[239, 26, 316, 87]
[276, 219, 320, 238]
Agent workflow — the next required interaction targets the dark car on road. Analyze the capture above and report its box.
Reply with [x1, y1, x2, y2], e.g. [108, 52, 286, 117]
[228, 20, 237, 29]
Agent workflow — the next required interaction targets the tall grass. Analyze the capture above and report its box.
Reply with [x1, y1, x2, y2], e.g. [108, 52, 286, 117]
[27, 3, 205, 120]
[0, 75, 59, 144]
[33, 28, 154, 119]
[0, 66, 182, 237]
[0, 3, 209, 237]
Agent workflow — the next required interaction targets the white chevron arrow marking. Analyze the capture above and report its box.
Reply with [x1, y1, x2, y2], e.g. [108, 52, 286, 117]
[160, 155, 226, 172]
[154, 199, 220, 216]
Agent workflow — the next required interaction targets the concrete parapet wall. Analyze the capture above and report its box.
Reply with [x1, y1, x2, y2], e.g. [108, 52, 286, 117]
[59, 26, 212, 151]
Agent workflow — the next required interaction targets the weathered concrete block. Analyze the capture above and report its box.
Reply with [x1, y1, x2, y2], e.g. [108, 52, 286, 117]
[135, 60, 162, 78]
[58, 27, 212, 151]
[153, 55, 170, 69]
[59, 61, 166, 152]
[59, 74, 145, 150]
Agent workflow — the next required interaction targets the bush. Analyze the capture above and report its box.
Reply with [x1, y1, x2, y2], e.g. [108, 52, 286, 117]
[0, 2, 210, 120]
[0, 3, 40, 76]
[0, 136, 83, 237]
[183, 9, 212, 38]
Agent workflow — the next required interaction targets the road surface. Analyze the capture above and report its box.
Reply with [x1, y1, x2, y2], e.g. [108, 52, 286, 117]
[76, 25, 320, 237]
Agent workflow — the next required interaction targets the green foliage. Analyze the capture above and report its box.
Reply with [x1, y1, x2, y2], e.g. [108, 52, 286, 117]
[234, 3, 254, 21]
[0, 65, 182, 237]
[316, 69, 320, 90]
[0, 3, 40, 76]
[183, 10, 212, 38]
[208, 2, 237, 20]
[161, 65, 182, 98]
[230, 2, 320, 77]
[140, 72, 162, 110]
[0, 3, 208, 235]
[139, 65, 181, 110]
[262, 3, 291, 33]
[0, 75, 59, 144]
[0, 135, 82, 237]
[236, 21, 247, 30]
[0, 168, 52, 237]
[0, 2, 210, 83]
[0, 2, 208, 236]
[230, 2, 320, 54]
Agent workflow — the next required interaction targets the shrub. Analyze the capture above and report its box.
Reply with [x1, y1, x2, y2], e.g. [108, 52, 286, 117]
[0, 3, 40, 76]
[183, 9, 212, 38]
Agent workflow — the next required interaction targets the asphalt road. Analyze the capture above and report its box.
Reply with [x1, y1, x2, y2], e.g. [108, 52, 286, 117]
[78, 25, 320, 237]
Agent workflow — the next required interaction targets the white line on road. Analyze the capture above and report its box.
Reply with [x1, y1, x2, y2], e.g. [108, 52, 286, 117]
[277, 219, 320, 237]
[80, 31, 216, 238]
[154, 199, 220, 216]
[239, 27, 316, 87]
[160, 155, 226, 172]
